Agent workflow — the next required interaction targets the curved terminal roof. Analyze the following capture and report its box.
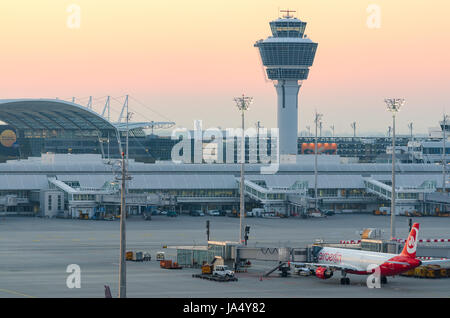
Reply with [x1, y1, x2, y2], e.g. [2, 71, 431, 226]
[0, 99, 117, 131]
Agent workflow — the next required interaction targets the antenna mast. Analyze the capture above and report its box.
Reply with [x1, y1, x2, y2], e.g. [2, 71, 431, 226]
[280, 9, 296, 18]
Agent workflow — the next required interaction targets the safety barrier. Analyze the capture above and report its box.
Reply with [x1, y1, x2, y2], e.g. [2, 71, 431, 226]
[339, 238, 450, 244]
[394, 238, 450, 243]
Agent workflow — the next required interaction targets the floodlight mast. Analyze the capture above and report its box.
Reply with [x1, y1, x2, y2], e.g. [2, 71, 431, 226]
[119, 151, 127, 298]
[118, 100, 133, 298]
[314, 110, 323, 210]
[384, 98, 405, 240]
[408, 122, 413, 140]
[234, 94, 253, 244]
[255, 121, 263, 162]
[351, 122, 356, 137]
[443, 114, 448, 195]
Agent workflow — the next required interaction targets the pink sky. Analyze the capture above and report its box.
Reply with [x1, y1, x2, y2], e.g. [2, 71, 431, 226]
[0, 0, 449, 135]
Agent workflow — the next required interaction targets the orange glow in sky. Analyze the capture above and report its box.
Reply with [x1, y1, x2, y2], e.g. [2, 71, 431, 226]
[0, 0, 449, 135]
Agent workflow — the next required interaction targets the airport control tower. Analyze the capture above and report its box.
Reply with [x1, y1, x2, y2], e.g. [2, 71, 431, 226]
[255, 10, 318, 156]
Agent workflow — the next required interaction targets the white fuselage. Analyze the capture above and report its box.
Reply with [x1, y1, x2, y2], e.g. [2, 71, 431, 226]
[317, 247, 397, 272]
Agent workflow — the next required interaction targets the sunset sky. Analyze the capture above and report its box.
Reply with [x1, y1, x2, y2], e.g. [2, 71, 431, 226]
[0, 0, 449, 135]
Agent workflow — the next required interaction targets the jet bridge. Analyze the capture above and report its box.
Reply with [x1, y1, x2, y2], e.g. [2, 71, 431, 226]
[364, 178, 436, 201]
[239, 178, 308, 214]
[48, 177, 162, 218]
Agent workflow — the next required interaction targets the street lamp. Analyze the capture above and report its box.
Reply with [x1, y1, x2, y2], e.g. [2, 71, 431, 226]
[306, 125, 311, 137]
[408, 122, 413, 140]
[234, 94, 253, 244]
[314, 110, 323, 211]
[385, 98, 405, 240]
[442, 114, 449, 195]
[350, 122, 356, 138]
[109, 153, 131, 298]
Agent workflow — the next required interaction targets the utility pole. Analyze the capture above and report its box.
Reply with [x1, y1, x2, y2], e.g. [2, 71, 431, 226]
[119, 150, 127, 298]
[408, 122, 413, 140]
[330, 125, 335, 138]
[314, 110, 323, 211]
[125, 95, 130, 161]
[117, 101, 133, 298]
[255, 121, 262, 163]
[385, 98, 405, 240]
[351, 122, 356, 138]
[234, 94, 253, 244]
[443, 114, 447, 195]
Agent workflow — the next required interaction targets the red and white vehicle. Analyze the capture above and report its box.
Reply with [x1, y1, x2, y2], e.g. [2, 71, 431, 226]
[292, 223, 449, 285]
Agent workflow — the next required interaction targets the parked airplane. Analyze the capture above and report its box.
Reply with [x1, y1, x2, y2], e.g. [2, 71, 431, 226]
[291, 223, 449, 285]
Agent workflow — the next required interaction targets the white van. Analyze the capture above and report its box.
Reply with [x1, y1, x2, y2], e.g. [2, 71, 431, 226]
[250, 208, 265, 217]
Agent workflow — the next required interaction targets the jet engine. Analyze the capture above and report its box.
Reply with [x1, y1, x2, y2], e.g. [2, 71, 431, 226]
[315, 266, 333, 279]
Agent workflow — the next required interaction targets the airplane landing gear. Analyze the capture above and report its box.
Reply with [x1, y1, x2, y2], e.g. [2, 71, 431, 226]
[340, 271, 350, 285]
[381, 276, 387, 284]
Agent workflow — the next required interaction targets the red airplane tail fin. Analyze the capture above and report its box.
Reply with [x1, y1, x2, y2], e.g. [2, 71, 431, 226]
[400, 223, 419, 258]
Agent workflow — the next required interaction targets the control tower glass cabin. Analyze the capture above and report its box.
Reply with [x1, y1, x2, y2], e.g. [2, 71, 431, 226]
[255, 13, 318, 155]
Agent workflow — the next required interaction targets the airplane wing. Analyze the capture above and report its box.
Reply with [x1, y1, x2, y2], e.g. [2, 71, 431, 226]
[420, 259, 450, 268]
[290, 262, 365, 273]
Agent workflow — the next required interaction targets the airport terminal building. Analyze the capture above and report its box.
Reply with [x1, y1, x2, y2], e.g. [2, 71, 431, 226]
[0, 99, 449, 218]
[0, 150, 448, 218]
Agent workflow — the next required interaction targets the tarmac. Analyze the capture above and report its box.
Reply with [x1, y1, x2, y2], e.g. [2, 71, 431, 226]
[0, 214, 449, 298]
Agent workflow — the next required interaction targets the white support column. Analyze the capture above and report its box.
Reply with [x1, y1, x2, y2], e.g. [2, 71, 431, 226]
[275, 80, 301, 156]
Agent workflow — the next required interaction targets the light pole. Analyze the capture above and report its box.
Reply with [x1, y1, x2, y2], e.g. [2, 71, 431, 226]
[117, 106, 133, 298]
[385, 98, 405, 240]
[119, 151, 127, 298]
[314, 111, 323, 211]
[408, 122, 413, 140]
[442, 114, 448, 195]
[234, 94, 253, 244]
[350, 122, 356, 138]
[255, 121, 263, 163]
[330, 125, 335, 138]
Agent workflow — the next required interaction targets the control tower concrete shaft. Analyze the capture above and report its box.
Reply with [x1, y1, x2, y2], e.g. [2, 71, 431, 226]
[255, 13, 318, 155]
